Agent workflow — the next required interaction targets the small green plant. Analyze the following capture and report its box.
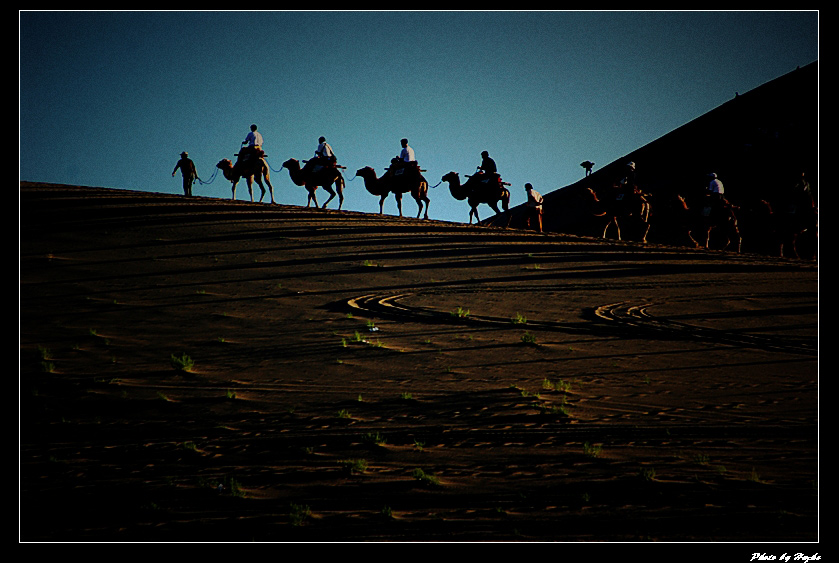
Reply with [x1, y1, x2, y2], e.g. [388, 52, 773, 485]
[337, 408, 351, 419]
[289, 503, 311, 526]
[412, 468, 441, 486]
[381, 505, 394, 519]
[541, 403, 570, 417]
[747, 468, 763, 483]
[450, 306, 470, 318]
[693, 453, 710, 465]
[583, 442, 602, 458]
[640, 467, 656, 481]
[226, 389, 237, 400]
[511, 312, 527, 325]
[400, 392, 413, 400]
[413, 439, 426, 452]
[223, 475, 245, 497]
[520, 331, 537, 345]
[362, 432, 386, 446]
[339, 458, 368, 474]
[170, 353, 194, 373]
[362, 259, 377, 267]
[182, 441, 198, 451]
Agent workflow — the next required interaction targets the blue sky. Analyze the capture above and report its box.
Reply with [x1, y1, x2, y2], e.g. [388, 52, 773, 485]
[20, 10, 818, 224]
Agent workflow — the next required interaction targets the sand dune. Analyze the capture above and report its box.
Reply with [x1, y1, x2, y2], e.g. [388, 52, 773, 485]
[20, 182, 817, 543]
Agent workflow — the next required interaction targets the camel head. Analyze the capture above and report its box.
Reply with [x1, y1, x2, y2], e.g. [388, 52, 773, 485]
[216, 158, 233, 170]
[441, 171, 459, 184]
[355, 166, 377, 179]
[282, 158, 300, 170]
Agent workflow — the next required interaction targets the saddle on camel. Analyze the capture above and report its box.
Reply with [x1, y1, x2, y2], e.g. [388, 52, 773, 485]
[302, 154, 346, 175]
[466, 169, 509, 196]
[235, 145, 266, 170]
[386, 157, 425, 179]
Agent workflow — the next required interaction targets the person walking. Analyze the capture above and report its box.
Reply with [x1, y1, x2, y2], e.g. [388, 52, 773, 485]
[172, 151, 198, 196]
[525, 183, 544, 233]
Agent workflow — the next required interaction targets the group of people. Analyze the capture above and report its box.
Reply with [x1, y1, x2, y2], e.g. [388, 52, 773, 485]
[172, 125, 548, 230]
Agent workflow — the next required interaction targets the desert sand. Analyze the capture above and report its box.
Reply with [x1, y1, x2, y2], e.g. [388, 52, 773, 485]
[20, 182, 818, 544]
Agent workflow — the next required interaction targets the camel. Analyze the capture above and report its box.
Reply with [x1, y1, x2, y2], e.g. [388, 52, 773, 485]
[581, 184, 651, 242]
[441, 171, 511, 226]
[281, 158, 346, 210]
[355, 165, 430, 219]
[774, 187, 818, 259]
[672, 194, 741, 252]
[739, 197, 816, 258]
[216, 156, 275, 203]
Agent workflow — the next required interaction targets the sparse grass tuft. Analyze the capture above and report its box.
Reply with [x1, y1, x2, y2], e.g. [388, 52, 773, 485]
[450, 306, 470, 318]
[520, 332, 537, 345]
[511, 312, 528, 324]
[583, 442, 602, 458]
[361, 431, 387, 446]
[338, 458, 368, 474]
[170, 353, 194, 373]
[412, 467, 441, 486]
[289, 503, 311, 526]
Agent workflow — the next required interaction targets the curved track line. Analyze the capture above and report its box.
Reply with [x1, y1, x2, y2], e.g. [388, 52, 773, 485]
[342, 293, 816, 356]
[594, 301, 816, 356]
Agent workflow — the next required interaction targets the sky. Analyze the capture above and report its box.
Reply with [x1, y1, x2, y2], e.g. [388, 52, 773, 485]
[19, 10, 818, 224]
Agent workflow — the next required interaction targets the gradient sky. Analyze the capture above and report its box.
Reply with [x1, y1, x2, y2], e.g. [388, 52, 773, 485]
[20, 10, 818, 224]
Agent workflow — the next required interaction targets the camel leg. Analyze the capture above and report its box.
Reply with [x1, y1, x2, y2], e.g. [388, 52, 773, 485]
[396, 193, 403, 217]
[231, 181, 237, 201]
[255, 178, 266, 203]
[422, 196, 430, 220]
[336, 177, 345, 210]
[263, 176, 276, 204]
[379, 195, 386, 215]
[687, 230, 701, 248]
[604, 218, 620, 240]
[321, 185, 336, 209]
[245, 178, 254, 202]
[307, 187, 319, 208]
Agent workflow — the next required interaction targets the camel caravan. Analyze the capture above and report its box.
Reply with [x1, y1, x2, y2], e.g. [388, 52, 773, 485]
[178, 125, 816, 260]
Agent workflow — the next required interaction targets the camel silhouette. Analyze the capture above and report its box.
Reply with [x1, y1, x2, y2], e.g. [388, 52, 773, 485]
[282, 158, 346, 210]
[441, 171, 511, 226]
[216, 157, 275, 203]
[355, 165, 430, 220]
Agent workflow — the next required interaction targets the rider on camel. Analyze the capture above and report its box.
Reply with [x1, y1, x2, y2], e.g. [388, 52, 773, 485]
[305, 136, 337, 173]
[389, 138, 419, 177]
[239, 124, 264, 165]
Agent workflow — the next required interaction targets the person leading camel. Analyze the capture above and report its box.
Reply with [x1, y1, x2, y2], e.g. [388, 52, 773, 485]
[172, 151, 197, 197]
[525, 183, 543, 233]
